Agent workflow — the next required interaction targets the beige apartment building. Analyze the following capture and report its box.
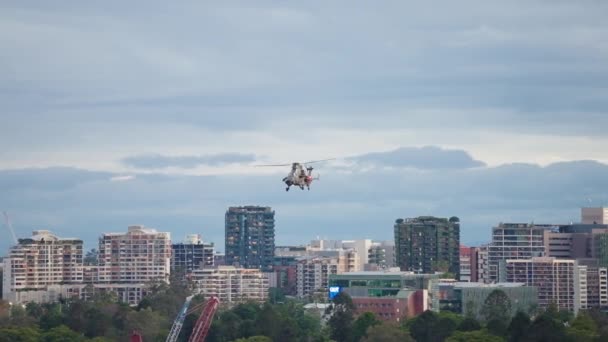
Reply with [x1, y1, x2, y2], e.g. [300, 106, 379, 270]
[190, 266, 269, 304]
[2, 230, 84, 303]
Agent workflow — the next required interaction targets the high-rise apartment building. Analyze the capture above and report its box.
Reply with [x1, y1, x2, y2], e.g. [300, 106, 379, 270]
[504, 257, 575, 311]
[582, 207, 608, 224]
[191, 266, 269, 303]
[394, 216, 460, 276]
[474, 245, 489, 283]
[459, 246, 472, 282]
[225, 206, 275, 271]
[487, 223, 555, 282]
[98, 225, 171, 283]
[171, 234, 214, 273]
[575, 259, 608, 312]
[368, 241, 395, 269]
[2, 230, 83, 303]
[296, 256, 339, 298]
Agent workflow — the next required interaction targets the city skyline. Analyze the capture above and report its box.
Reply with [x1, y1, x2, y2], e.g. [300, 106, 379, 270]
[2, 1, 608, 260]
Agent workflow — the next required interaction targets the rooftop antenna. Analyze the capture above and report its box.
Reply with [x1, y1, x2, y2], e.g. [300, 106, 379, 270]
[3, 211, 18, 245]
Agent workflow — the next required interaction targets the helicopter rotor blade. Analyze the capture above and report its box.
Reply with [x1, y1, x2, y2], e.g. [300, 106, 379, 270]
[301, 158, 335, 165]
[253, 163, 293, 167]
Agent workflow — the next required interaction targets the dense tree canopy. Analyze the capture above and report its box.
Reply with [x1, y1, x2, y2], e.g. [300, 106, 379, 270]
[2, 288, 608, 342]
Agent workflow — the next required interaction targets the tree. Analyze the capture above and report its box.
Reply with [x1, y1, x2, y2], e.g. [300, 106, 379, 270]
[407, 310, 439, 342]
[568, 311, 598, 342]
[352, 312, 381, 342]
[42, 325, 87, 342]
[234, 337, 273, 342]
[326, 292, 355, 342]
[362, 323, 414, 342]
[480, 290, 511, 323]
[83, 248, 99, 266]
[507, 311, 530, 342]
[457, 317, 481, 332]
[486, 319, 507, 337]
[268, 287, 286, 304]
[446, 330, 505, 342]
[124, 307, 169, 342]
[0, 326, 41, 342]
[522, 314, 569, 342]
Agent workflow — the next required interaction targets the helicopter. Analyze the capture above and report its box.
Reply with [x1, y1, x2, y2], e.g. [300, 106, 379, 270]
[256, 159, 334, 191]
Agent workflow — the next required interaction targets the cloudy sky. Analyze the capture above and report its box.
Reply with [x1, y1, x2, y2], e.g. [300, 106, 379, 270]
[1, 1, 608, 253]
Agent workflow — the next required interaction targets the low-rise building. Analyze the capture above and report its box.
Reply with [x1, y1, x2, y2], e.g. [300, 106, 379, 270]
[329, 271, 441, 322]
[432, 281, 538, 319]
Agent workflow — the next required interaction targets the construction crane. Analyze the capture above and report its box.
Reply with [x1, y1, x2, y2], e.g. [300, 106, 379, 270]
[165, 296, 220, 342]
[165, 295, 194, 342]
[188, 296, 220, 342]
[3, 211, 18, 245]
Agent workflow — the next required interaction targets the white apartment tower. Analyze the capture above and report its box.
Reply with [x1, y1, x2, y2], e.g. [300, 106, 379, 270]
[2, 230, 84, 303]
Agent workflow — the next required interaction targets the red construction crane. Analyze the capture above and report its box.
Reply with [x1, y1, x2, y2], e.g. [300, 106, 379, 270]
[130, 330, 143, 342]
[188, 296, 220, 342]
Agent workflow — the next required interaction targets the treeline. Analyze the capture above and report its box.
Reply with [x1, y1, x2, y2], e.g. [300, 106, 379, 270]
[2, 284, 608, 342]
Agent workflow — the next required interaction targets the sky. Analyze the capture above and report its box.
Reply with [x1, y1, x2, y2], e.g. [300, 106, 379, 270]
[1, 1, 608, 253]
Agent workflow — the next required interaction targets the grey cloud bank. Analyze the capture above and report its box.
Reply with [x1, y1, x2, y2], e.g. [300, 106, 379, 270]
[350, 146, 486, 169]
[1, 148, 607, 254]
[122, 153, 257, 169]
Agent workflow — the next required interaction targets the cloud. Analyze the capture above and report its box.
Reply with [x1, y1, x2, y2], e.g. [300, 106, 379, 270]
[2, 158, 608, 254]
[110, 175, 136, 182]
[349, 146, 486, 169]
[121, 153, 257, 169]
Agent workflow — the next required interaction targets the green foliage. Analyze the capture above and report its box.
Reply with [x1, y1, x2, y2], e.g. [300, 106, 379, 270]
[568, 311, 598, 342]
[125, 307, 169, 342]
[456, 317, 481, 332]
[521, 314, 569, 342]
[486, 319, 507, 337]
[352, 312, 381, 342]
[446, 330, 505, 342]
[0, 326, 41, 342]
[406, 310, 462, 342]
[480, 289, 512, 323]
[234, 336, 273, 342]
[42, 324, 87, 342]
[361, 323, 413, 342]
[206, 299, 324, 342]
[507, 311, 530, 342]
[268, 287, 286, 304]
[326, 292, 355, 342]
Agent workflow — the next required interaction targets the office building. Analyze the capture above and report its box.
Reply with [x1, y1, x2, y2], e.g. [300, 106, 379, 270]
[582, 207, 608, 224]
[394, 216, 460, 276]
[2, 230, 84, 303]
[225, 206, 275, 271]
[171, 234, 215, 273]
[191, 266, 269, 303]
[434, 281, 537, 319]
[329, 271, 441, 321]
